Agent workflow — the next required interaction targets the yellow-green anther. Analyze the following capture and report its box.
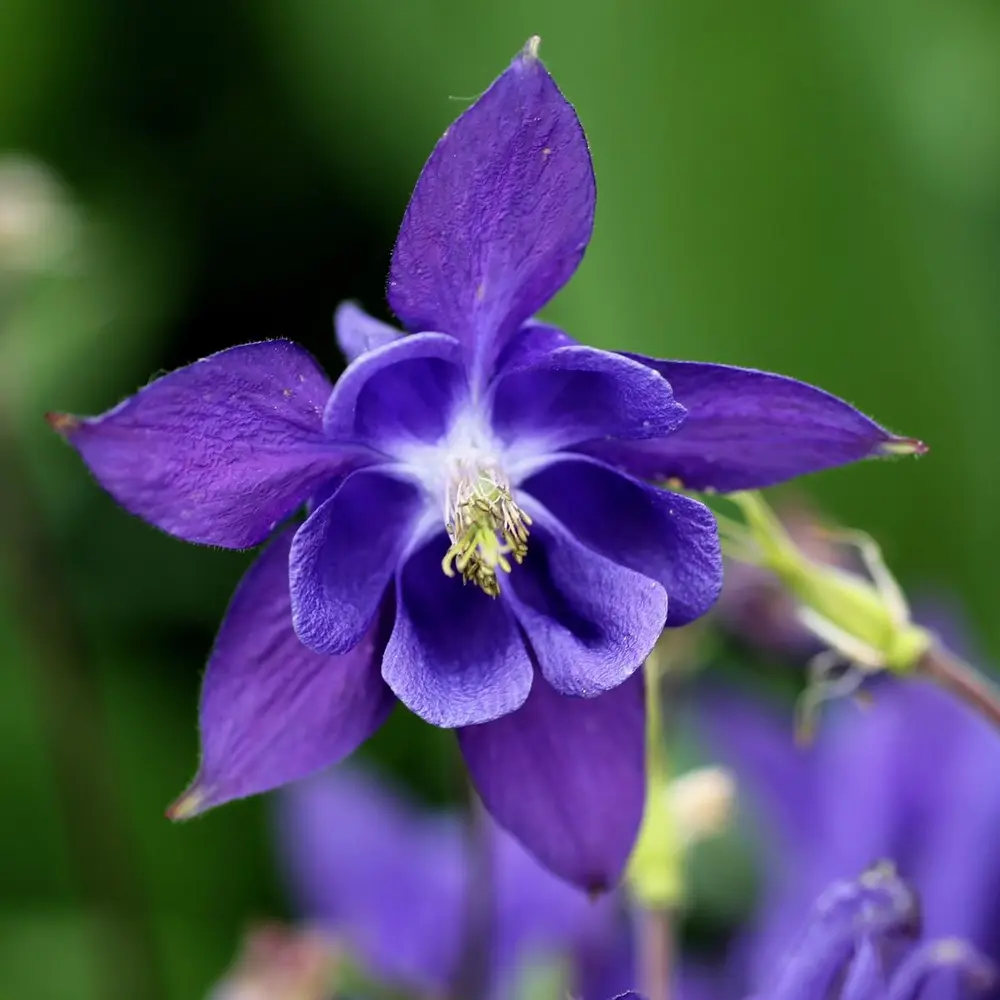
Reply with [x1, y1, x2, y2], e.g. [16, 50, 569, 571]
[441, 468, 532, 597]
[722, 491, 932, 674]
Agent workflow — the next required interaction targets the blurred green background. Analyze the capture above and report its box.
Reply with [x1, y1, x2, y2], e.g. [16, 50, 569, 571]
[2, 1, 999, 997]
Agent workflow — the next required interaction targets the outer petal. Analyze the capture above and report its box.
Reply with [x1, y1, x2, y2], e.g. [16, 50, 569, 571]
[580, 358, 926, 492]
[460, 671, 646, 893]
[492, 347, 685, 453]
[388, 39, 595, 380]
[382, 534, 533, 727]
[290, 469, 424, 655]
[522, 456, 721, 627]
[168, 528, 393, 818]
[323, 333, 466, 451]
[50, 340, 357, 548]
[334, 301, 404, 363]
[276, 768, 468, 995]
[505, 499, 666, 697]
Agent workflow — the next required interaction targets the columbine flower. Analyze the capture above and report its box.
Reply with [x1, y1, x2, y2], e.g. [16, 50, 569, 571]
[49, 38, 920, 889]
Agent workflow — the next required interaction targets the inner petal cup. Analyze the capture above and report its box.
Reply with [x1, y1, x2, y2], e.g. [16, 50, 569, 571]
[490, 346, 685, 453]
[381, 533, 534, 728]
[493, 320, 575, 373]
[505, 500, 667, 697]
[290, 469, 425, 655]
[522, 455, 722, 627]
[323, 333, 467, 452]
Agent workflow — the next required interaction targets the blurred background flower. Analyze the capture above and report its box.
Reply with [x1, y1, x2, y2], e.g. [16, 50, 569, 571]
[275, 766, 619, 999]
[701, 620, 1000, 989]
[3, 1, 1000, 998]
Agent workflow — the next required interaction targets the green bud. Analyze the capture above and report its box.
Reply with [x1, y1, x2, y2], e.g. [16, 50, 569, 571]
[723, 492, 932, 674]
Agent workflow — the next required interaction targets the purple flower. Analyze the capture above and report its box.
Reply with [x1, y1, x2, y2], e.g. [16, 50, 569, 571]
[604, 869, 993, 1000]
[701, 644, 1000, 992]
[49, 39, 919, 889]
[275, 766, 619, 999]
[746, 865, 995, 1000]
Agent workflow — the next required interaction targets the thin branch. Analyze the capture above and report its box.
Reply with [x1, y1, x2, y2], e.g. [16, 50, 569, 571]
[918, 641, 1000, 732]
[449, 778, 495, 1000]
[636, 904, 674, 1000]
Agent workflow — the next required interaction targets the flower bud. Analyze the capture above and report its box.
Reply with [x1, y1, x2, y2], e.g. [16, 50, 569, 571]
[721, 492, 932, 675]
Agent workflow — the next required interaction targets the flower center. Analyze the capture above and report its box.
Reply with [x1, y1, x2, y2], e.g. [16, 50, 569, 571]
[441, 464, 532, 597]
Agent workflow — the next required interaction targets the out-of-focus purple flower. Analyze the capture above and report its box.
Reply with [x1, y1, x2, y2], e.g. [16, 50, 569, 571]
[49, 38, 919, 889]
[277, 769, 994, 1000]
[702, 651, 1000, 994]
[744, 865, 995, 1000]
[600, 868, 993, 1000]
[275, 766, 620, 999]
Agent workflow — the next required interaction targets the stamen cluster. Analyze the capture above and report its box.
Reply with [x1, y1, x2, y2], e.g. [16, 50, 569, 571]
[441, 468, 532, 597]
